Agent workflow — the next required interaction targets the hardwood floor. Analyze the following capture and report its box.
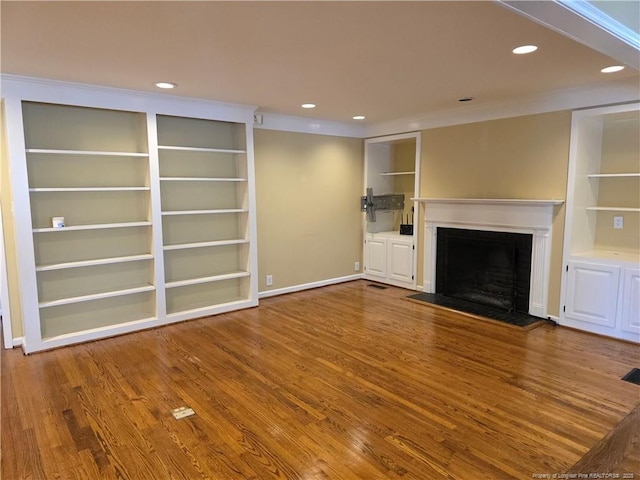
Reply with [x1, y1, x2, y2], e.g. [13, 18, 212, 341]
[2, 280, 639, 479]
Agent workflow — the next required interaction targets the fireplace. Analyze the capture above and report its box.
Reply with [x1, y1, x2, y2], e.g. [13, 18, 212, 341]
[436, 228, 532, 313]
[417, 198, 564, 319]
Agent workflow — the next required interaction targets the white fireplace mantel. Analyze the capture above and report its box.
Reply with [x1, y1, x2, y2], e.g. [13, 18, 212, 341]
[414, 198, 565, 318]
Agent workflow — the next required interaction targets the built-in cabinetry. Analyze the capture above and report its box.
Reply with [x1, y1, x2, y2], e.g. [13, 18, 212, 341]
[157, 115, 252, 317]
[23, 103, 155, 339]
[560, 102, 639, 343]
[365, 231, 414, 286]
[565, 257, 639, 339]
[3, 78, 258, 353]
[363, 133, 420, 288]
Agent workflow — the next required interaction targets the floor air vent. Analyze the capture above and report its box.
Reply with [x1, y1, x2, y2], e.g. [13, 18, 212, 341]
[621, 368, 640, 386]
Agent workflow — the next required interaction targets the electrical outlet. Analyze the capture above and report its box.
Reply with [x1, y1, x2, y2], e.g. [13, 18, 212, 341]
[266, 274, 273, 286]
[355, 261, 360, 271]
[614, 216, 624, 229]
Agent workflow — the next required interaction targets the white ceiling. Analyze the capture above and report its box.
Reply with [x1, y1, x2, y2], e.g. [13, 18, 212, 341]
[1, 1, 638, 125]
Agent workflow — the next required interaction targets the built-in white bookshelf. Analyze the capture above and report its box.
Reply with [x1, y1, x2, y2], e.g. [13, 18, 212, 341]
[564, 104, 640, 257]
[560, 102, 640, 343]
[157, 115, 254, 316]
[3, 77, 258, 353]
[363, 133, 421, 289]
[21, 102, 155, 340]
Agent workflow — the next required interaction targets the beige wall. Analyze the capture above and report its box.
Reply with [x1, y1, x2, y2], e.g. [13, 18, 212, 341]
[417, 111, 572, 316]
[0, 103, 24, 338]
[254, 129, 363, 292]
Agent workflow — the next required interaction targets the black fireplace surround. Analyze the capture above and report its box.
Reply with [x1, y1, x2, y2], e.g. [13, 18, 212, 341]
[435, 228, 533, 313]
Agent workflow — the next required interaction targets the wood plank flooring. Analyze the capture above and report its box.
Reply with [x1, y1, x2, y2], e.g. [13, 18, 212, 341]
[2, 280, 639, 479]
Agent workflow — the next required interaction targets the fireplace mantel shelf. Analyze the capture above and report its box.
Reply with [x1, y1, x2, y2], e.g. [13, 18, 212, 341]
[412, 198, 564, 206]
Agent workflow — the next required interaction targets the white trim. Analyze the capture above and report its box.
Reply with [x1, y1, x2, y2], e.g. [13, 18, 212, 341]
[258, 274, 362, 299]
[548, 315, 560, 323]
[255, 112, 366, 138]
[19, 300, 259, 355]
[1, 75, 256, 124]
[3, 97, 41, 352]
[165, 298, 259, 324]
[242, 123, 259, 305]
[5, 74, 639, 142]
[499, 1, 640, 68]
[0, 195, 13, 349]
[557, 0, 640, 50]
[12, 337, 23, 348]
[365, 132, 421, 145]
[147, 112, 167, 323]
[365, 77, 640, 138]
[413, 198, 564, 207]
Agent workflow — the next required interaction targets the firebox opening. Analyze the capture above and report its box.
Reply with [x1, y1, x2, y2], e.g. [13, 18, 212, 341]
[436, 228, 533, 313]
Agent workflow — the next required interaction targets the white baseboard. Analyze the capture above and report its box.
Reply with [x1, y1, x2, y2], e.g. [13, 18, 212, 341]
[258, 274, 363, 299]
[11, 337, 23, 348]
[547, 315, 560, 323]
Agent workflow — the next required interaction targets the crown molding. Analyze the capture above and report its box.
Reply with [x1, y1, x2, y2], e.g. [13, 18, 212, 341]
[0, 74, 257, 123]
[499, 0, 639, 69]
[556, 0, 640, 50]
[364, 77, 640, 138]
[3, 74, 638, 139]
[254, 111, 366, 138]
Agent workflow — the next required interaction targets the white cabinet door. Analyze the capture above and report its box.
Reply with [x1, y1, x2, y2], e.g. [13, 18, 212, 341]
[388, 239, 413, 284]
[365, 238, 387, 279]
[565, 261, 620, 328]
[621, 268, 640, 336]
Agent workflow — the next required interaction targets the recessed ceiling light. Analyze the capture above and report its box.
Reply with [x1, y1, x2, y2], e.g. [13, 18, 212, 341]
[512, 45, 538, 55]
[458, 97, 474, 102]
[601, 65, 625, 73]
[353, 115, 365, 120]
[155, 82, 177, 89]
[301, 103, 316, 109]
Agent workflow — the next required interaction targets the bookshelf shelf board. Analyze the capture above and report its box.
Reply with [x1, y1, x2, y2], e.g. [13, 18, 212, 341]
[587, 173, 640, 178]
[26, 149, 149, 157]
[161, 209, 247, 216]
[29, 187, 150, 192]
[39, 284, 155, 308]
[586, 207, 640, 212]
[33, 221, 152, 233]
[36, 254, 154, 272]
[380, 171, 415, 176]
[160, 177, 246, 182]
[158, 145, 246, 154]
[165, 271, 250, 289]
[163, 239, 249, 251]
